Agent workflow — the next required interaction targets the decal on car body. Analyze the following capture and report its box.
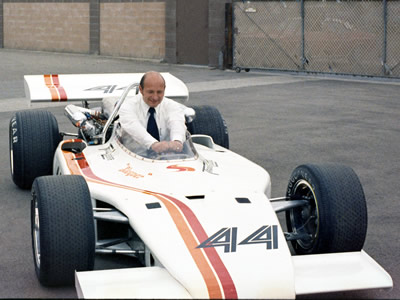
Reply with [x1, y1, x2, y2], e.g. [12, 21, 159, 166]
[44, 75, 67, 101]
[84, 85, 126, 94]
[119, 163, 144, 179]
[197, 225, 278, 253]
[167, 164, 195, 172]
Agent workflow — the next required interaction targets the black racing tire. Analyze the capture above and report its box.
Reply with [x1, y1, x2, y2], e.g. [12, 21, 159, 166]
[285, 163, 367, 255]
[9, 110, 62, 189]
[31, 175, 95, 286]
[187, 105, 229, 149]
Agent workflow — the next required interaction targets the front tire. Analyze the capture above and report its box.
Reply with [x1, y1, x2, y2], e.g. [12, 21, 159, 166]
[31, 175, 95, 286]
[10, 110, 62, 189]
[286, 163, 367, 254]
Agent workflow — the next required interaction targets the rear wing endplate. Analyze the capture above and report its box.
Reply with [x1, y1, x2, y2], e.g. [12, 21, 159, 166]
[24, 73, 189, 104]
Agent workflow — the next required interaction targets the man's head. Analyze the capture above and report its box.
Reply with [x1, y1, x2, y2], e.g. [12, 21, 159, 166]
[139, 71, 166, 108]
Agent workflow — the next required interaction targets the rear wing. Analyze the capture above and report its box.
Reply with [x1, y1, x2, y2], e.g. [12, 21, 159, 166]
[24, 73, 189, 104]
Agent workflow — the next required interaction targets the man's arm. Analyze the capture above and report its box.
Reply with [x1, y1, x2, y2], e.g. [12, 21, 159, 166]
[165, 99, 187, 144]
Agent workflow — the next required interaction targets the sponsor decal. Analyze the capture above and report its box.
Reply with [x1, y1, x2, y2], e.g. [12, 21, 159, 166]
[197, 225, 278, 253]
[84, 85, 126, 94]
[167, 164, 195, 172]
[118, 163, 144, 179]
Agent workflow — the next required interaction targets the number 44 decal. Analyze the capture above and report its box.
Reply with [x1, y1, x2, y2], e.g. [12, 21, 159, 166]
[197, 225, 278, 253]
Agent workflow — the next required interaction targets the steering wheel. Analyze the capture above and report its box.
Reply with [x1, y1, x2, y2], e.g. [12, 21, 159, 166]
[146, 149, 189, 160]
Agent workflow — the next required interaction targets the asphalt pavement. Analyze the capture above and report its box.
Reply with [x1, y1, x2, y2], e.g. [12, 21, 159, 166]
[0, 49, 399, 298]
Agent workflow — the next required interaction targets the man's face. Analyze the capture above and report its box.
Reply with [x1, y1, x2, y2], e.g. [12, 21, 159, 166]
[140, 75, 165, 108]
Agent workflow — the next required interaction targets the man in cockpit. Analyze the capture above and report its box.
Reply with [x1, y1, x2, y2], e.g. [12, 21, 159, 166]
[119, 71, 186, 153]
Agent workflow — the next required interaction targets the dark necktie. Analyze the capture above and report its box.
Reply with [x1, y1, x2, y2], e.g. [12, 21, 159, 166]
[147, 107, 160, 141]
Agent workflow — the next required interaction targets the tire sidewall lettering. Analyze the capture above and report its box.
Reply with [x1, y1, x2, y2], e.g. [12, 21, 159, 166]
[287, 169, 316, 197]
[11, 117, 18, 144]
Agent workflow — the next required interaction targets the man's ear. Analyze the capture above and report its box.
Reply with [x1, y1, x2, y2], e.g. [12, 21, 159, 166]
[139, 85, 144, 95]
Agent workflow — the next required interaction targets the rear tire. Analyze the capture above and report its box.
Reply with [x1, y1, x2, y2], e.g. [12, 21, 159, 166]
[31, 175, 95, 286]
[286, 163, 367, 254]
[9, 110, 62, 189]
[187, 105, 229, 149]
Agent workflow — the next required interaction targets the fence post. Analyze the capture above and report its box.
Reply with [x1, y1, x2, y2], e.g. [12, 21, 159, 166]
[301, 0, 306, 70]
[382, 0, 389, 75]
[0, 0, 3, 49]
[89, 0, 100, 55]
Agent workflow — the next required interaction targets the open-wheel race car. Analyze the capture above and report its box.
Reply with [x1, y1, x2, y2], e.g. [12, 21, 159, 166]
[9, 73, 392, 298]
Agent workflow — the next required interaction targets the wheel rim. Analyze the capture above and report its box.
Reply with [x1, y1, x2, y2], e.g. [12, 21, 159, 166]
[33, 197, 41, 268]
[289, 179, 319, 250]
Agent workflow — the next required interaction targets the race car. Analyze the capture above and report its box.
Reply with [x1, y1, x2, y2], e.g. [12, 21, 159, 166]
[9, 73, 392, 298]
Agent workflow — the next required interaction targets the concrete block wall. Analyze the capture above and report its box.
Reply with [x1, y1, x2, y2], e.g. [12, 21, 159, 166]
[100, 2, 166, 59]
[1, 0, 167, 59]
[0, 0, 230, 66]
[4, 2, 90, 53]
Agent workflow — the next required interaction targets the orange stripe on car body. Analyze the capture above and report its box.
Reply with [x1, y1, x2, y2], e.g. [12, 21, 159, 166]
[151, 193, 223, 299]
[60, 142, 237, 299]
[167, 164, 196, 172]
[161, 193, 237, 299]
[51, 74, 68, 100]
[44, 74, 59, 101]
[44, 74, 68, 101]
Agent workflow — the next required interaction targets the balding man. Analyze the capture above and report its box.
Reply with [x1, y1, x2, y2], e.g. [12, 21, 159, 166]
[119, 71, 186, 153]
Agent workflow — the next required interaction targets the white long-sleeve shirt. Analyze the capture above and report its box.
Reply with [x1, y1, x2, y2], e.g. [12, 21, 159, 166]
[119, 94, 186, 149]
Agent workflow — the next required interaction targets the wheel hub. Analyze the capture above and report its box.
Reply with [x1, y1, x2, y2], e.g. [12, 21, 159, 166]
[290, 179, 319, 250]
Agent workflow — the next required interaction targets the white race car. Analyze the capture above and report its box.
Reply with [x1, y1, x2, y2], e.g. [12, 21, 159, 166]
[9, 73, 392, 299]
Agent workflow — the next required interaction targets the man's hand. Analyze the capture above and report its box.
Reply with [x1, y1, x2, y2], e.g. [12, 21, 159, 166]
[151, 140, 183, 153]
[168, 140, 183, 152]
[151, 141, 171, 153]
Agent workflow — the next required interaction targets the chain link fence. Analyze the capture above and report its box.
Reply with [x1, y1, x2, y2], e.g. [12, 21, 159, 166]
[233, 0, 400, 78]
[387, 1, 400, 76]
